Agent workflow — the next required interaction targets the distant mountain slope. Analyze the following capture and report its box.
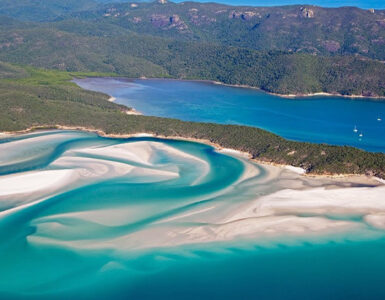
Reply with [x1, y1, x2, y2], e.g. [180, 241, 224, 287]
[0, 25, 384, 97]
[0, 1, 384, 97]
[0, 0, 134, 21]
[81, 2, 385, 60]
[0, 0, 98, 21]
[171, 0, 385, 10]
[1, 1, 385, 60]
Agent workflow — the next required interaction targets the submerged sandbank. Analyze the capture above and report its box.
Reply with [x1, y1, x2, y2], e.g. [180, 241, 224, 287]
[1, 125, 383, 185]
[1, 130, 384, 253]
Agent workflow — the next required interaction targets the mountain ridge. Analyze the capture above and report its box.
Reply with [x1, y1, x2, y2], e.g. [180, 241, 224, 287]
[0, 1, 384, 97]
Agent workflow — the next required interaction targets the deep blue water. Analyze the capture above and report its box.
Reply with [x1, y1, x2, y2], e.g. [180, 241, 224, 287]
[172, 0, 385, 9]
[75, 78, 385, 153]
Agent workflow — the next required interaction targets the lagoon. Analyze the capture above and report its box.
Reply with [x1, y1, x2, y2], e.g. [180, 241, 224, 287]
[1, 130, 385, 299]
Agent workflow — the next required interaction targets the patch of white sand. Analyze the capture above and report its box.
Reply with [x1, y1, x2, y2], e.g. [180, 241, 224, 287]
[0, 169, 75, 197]
[219, 148, 250, 158]
[364, 213, 385, 229]
[284, 165, 306, 174]
[0, 131, 84, 165]
[374, 177, 385, 184]
[233, 186, 385, 218]
[4, 133, 384, 252]
[131, 133, 154, 137]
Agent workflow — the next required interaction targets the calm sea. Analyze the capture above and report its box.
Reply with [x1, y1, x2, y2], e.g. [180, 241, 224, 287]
[75, 78, 385, 153]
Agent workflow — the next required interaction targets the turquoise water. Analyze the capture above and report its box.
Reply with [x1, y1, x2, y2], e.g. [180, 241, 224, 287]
[171, 0, 385, 9]
[1, 130, 385, 299]
[75, 78, 385, 153]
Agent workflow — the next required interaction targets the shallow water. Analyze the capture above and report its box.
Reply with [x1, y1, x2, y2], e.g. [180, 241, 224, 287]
[74, 78, 385, 153]
[1, 130, 385, 299]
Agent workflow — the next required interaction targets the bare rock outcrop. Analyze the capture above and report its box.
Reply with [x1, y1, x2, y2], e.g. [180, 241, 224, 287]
[300, 7, 315, 18]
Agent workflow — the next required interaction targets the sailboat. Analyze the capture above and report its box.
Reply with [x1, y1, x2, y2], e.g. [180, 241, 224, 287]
[353, 125, 358, 133]
[359, 131, 363, 137]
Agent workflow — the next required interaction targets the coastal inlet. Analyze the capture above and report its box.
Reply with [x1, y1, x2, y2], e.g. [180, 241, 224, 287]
[74, 78, 385, 153]
[1, 130, 385, 299]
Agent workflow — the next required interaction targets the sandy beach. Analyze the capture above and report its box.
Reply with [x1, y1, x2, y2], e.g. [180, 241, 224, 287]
[125, 108, 142, 115]
[77, 77, 385, 100]
[108, 95, 142, 114]
[1, 125, 383, 186]
[210, 80, 385, 99]
[1, 130, 383, 252]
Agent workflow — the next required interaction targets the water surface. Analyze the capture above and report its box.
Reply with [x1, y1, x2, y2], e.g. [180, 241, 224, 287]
[75, 78, 385, 152]
[1, 130, 385, 299]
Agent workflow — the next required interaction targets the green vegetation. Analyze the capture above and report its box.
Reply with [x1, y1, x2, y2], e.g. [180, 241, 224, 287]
[94, 2, 385, 61]
[0, 62, 27, 79]
[1, 62, 385, 179]
[0, 27, 384, 97]
[2, 1, 383, 59]
[0, 0, 110, 21]
[0, 2, 384, 97]
[0, 1, 384, 178]
[7, 67, 116, 86]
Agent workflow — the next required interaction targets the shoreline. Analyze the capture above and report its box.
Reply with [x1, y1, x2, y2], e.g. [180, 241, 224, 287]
[108, 96, 143, 115]
[4, 133, 385, 253]
[71, 77, 385, 181]
[125, 108, 142, 115]
[85, 77, 385, 100]
[1, 125, 383, 186]
[209, 80, 385, 100]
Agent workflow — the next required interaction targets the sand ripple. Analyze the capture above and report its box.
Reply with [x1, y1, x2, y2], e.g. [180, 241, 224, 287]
[0, 130, 384, 253]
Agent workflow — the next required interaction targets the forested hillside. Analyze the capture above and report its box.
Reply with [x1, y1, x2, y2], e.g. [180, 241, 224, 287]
[0, 0, 130, 21]
[83, 2, 385, 60]
[2, 1, 383, 59]
[0, 1, 384, 96]
[1, 62, 385, 178]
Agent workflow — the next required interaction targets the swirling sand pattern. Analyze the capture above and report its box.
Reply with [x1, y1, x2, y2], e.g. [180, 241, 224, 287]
[0, 130, 385, 299]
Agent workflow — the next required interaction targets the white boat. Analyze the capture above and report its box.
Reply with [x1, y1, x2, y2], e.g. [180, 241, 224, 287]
[359, 132, 363, 137]
[378, 117, 382, 121]
[353, 126, 358, 133]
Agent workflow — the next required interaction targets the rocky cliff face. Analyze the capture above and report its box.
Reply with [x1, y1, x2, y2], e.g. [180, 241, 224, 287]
[300, 7, 315, 18]
[150, 14, 189, 32]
